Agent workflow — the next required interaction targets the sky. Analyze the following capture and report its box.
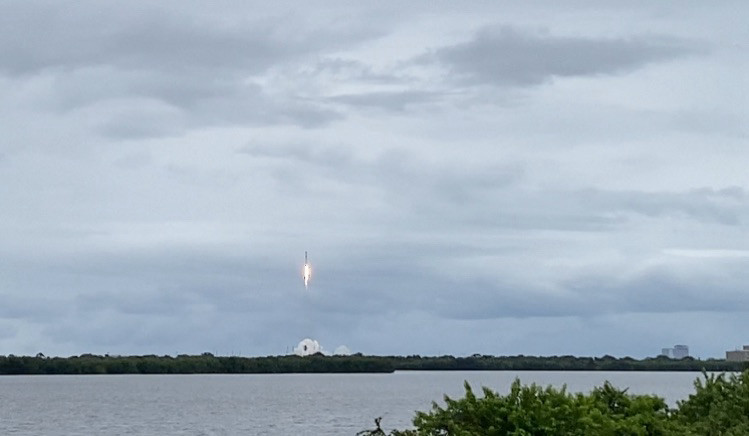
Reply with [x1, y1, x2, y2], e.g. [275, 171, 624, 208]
[1, 1, 747, 358]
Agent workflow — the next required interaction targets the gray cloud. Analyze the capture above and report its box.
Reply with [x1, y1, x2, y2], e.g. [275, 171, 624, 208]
[240, 141, 748, 232]
[239, 142, 525, 214]
[309, 27, 701, 115]
[0, 2, 370, 76]
[426, 26, 701, 87]
[0, 2, 373, 136]
[576, 187, 747, 226]
[419, 253, 749, 321]
[327, 91, 442, 111]
[305, 58, 403, 84]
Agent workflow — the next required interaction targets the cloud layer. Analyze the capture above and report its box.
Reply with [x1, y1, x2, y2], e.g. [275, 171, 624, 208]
[1, 1, 748, 358]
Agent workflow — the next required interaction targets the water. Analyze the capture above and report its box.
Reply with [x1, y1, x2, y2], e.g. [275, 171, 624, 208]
[0, 371, 707, 435]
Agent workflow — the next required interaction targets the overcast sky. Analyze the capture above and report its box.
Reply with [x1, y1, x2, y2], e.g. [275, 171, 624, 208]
[1, 1, 747, 358]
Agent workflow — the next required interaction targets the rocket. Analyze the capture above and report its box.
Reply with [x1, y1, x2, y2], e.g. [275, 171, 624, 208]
[303, 251, 311, 289]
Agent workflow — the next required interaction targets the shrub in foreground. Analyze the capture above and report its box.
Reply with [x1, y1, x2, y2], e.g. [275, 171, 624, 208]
[364, 370, 749, 435]
[673, 371, 749, 435]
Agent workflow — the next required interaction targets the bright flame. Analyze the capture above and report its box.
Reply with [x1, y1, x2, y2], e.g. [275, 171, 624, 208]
[303, 263, 311, 289]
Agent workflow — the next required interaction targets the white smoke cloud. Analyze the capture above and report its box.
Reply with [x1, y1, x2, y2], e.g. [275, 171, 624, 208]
[294, 338, 322, 356]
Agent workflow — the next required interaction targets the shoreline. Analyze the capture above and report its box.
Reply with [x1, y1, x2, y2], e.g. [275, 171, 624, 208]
[1, 354, 745, 375]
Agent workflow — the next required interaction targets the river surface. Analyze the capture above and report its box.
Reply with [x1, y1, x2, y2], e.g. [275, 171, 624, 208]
[0, 371, 707, 435]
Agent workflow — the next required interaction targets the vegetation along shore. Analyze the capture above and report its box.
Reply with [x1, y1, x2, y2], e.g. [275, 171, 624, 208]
[1, 353, 746, 375]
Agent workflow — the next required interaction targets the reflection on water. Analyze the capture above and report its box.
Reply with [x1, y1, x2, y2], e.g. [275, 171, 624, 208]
[0, 371, 705, 435]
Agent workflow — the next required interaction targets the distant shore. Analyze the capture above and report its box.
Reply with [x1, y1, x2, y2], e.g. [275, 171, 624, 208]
[1, 353, 746, 375]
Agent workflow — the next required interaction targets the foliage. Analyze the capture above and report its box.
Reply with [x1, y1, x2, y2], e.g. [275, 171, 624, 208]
[0, 353, 743, 374]
[388, 354, 743, 372]
[0, 354, 394, 374]
[381, 370, 749, 435]
[390, 380, 673, 435]
[672, 371, 749, 435]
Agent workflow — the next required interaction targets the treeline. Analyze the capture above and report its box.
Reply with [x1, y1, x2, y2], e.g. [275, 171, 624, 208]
[0, 353, 394, 375]
[0, 353, 745, 375]
[365, 371, 749, 435]
[389, 354, 747, 372]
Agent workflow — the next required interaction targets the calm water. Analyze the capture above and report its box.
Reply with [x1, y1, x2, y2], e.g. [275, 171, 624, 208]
[0, 371, 706, 435]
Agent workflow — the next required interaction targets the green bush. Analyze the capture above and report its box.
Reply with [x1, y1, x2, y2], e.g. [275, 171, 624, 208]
[382, 370, 749, 435]
[672, 371, 749, 435]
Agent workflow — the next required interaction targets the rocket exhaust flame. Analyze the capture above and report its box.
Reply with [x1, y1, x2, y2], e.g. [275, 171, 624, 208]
[303, 251, 311, 289]
[303, 264, 311, 289]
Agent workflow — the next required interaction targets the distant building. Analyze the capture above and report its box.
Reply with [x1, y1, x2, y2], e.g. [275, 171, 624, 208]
[660, 345, 689, 359]
[726, 345, 749, 362]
